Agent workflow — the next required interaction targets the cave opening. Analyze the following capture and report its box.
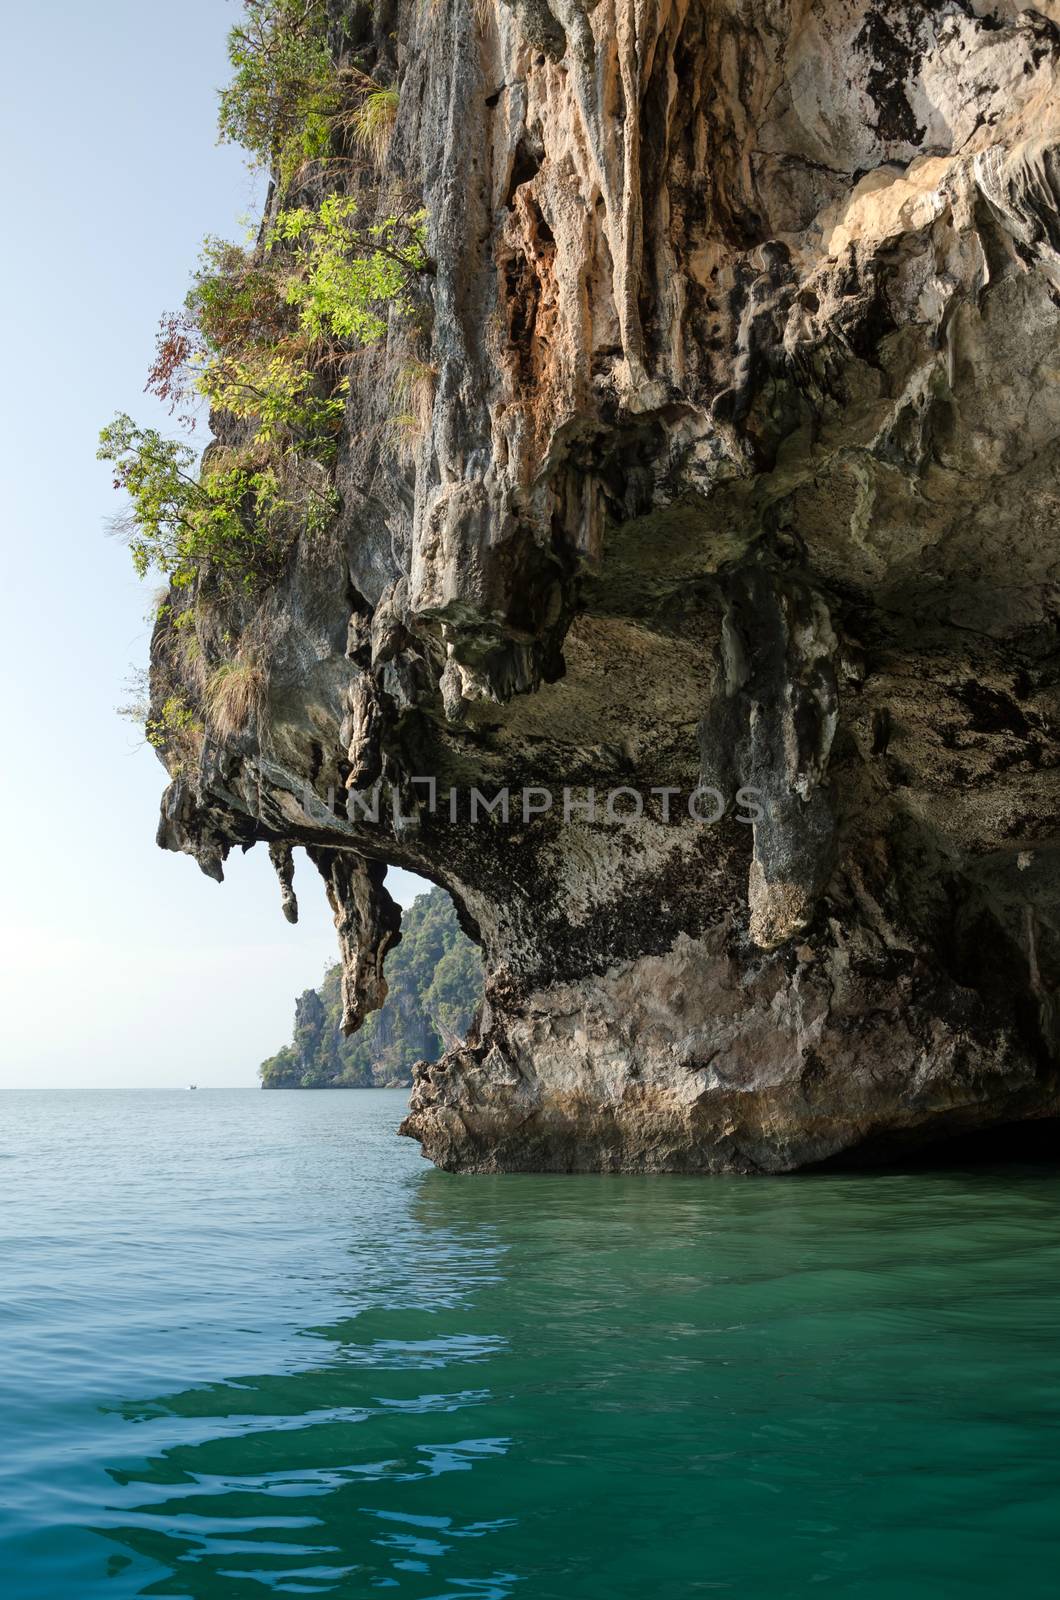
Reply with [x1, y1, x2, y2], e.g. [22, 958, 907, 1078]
[805, 1118, 1060, 1174]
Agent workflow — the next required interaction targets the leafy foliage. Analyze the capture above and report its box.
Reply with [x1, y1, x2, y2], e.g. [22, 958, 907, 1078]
[270, 196, 427, 346]
[423, 938, 484, 1047]
[189, 238, 293, 352]
[102, 1, 425, 607]
[145, 238, 346, 453]
[144, 693, 204, 775]
[194, 345, 348, 456]
[260, 888, 483, 1087]
[217, 0, 336, 183]
[97, 415, 318, 590]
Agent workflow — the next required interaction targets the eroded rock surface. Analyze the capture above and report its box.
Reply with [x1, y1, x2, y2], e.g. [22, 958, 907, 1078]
[150, 0, 1060, 1170]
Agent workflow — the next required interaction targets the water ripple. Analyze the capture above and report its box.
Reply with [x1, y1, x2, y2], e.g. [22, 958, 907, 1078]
[1, 1090, 1059, 1597]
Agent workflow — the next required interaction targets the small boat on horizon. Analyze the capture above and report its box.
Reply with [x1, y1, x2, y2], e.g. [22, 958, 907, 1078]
[187, 1084, 198, 1091]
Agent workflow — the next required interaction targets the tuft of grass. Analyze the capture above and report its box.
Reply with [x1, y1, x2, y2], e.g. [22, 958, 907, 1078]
[395, 359, 435, 420]
[352, 87, 399, 164]
[204, 657, 268, 739]
[171, 623, 208, 697]
[387, 359, 436, 458]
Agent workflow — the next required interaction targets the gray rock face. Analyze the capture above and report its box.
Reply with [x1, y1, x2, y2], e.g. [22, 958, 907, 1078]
[151, 0, 1060, 1170]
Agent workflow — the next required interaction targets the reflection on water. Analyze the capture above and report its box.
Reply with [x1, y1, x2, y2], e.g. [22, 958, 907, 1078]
[103, 1198, 515, 1596]
[1, 1091, 1058, 1598]
[104, 1173, 1060, 1598]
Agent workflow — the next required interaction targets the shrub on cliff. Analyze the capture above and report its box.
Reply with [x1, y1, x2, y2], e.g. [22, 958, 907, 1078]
[218, 0, 337, 184]
[270, 196, 427, 346]
[100, 3, 424, 604]
[97, 415, 326, 592]
[103, 0, 434, 788]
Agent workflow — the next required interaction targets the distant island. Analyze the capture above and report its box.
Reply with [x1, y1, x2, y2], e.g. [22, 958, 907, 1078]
[260, 889, 482, 1089]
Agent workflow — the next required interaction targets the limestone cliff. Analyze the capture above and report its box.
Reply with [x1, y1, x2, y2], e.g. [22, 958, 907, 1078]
[146, 0, 1059, 1170]
[260, 887, 482, 1087]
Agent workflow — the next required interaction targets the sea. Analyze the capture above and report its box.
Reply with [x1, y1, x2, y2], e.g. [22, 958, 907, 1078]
[0, 1087, 1057, 1598]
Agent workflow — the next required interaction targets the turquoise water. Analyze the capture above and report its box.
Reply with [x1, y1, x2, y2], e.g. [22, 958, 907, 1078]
[0, 1090, 1057, 1598]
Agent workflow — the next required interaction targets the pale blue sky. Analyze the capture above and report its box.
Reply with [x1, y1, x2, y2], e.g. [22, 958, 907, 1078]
[0, 0, 427, 1086]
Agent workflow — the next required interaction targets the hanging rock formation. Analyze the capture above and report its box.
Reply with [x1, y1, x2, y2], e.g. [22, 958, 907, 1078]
[149, 0, 1060, 1170]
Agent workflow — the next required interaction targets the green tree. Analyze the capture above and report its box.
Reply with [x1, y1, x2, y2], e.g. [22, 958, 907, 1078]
[218, 0, 336, 182]
[97, 415, 313, 591]
[271, 196, 427, 345]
